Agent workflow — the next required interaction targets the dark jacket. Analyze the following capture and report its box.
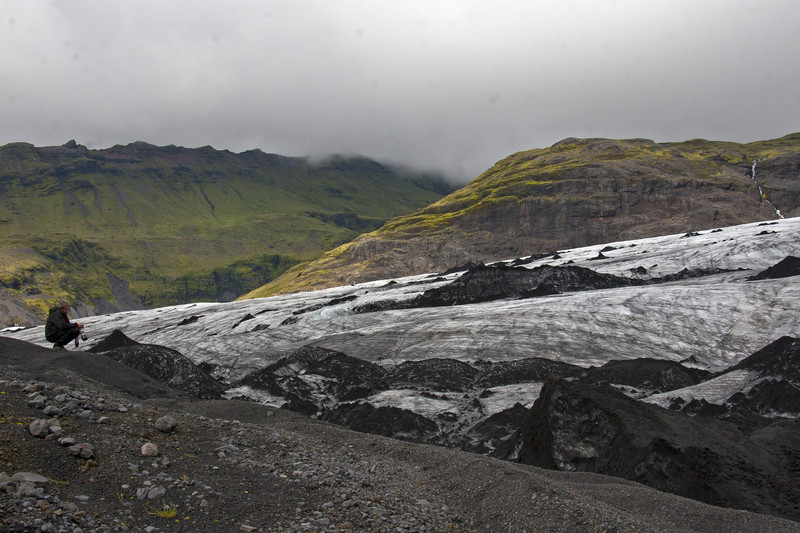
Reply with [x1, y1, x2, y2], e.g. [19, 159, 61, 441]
[45, 307, 78, 342]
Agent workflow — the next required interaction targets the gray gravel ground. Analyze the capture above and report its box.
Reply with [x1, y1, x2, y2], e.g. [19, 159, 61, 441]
[2, 336, 799, 532]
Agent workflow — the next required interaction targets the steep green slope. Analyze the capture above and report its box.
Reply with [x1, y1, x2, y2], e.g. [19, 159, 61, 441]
[0, 141, 448, 322]
[246, 134, 800, 298]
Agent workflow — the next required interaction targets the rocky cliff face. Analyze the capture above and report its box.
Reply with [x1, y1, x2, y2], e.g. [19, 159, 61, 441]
[250, 134, 800, 296]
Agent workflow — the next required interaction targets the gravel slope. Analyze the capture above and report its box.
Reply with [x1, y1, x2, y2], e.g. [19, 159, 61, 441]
[2, 337, 799, 533]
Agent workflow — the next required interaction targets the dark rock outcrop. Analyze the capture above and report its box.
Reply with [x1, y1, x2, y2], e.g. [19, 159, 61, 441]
[514, 378, 800, 521]
[220, 336, 800, 523]
[354, 264, 636, 312]
[354, 263, 733, 314]
[95, 341, 225, 400]
[666, 337, 800, 419]
[576, 358, 712, 395]
[460, 403, 530, 458]
[729, 336, 800, 383]
[87, 329, 140, 353]
[748, 255, 800, 280]
[473, 358, 581, 388]
[720, 336, 800, 417]
[235, 345, 387, 408]
[727, 378, 800, 416]
[383, 358, 479, 392]
[319, 403, 438, 442]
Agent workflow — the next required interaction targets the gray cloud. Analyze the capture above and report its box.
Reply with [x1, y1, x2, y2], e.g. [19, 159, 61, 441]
[2, 0, 799, 183]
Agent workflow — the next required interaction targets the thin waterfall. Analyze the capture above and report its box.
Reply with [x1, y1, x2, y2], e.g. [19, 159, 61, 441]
[750, 160, 784, 219]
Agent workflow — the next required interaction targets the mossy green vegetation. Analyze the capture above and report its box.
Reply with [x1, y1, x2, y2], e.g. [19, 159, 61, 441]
[0, 141, 448, 318]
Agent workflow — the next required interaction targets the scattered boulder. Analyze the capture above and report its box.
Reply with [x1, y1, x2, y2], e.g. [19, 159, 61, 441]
[147, 486, 166, 500]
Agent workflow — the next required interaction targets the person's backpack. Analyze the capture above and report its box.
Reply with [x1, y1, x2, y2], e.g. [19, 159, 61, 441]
[44, 307, 58, 342]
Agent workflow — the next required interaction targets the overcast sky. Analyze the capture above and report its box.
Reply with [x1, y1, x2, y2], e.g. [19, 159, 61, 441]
[2, 1, 799, 182]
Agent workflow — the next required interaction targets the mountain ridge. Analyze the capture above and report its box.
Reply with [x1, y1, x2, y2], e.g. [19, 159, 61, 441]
[246, 133, 800, 298]
[0, 140, 448, 324]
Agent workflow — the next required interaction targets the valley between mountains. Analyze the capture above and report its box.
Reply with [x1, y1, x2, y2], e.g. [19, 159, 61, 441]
[4, 216, 799, 526]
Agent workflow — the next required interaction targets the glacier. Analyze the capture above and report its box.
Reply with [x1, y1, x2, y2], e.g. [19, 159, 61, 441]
[5, 217, 800, 418]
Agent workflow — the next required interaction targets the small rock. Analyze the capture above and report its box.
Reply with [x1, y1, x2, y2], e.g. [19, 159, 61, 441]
[28, 419, 50, 438]
[141, 442, 159, 457]
[16, 482, 45, 498]
[147, 486, 166, 499]
[27, 395, 47, 409]
[22, 383, 46, 393]
[42, 405, 62, 417]
[36, 498, 52, 511]
[11, 472, 50, 488]
[155, 415, 178, 433]
[68, 443, 95, 459]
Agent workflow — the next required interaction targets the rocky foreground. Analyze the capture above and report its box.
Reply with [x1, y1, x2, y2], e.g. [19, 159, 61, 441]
[2, 337, 799, 533]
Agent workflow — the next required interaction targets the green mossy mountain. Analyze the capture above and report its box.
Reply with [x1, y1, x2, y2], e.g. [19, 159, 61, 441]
[0, 141, 448, 324]
[245, 134, 800, 298]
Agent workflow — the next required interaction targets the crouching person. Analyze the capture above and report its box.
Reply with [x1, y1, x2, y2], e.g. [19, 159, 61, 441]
[45, 300, 84, 350]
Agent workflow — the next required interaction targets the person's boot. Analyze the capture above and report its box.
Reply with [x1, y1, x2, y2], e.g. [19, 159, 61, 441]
[53, 344, 66, 350]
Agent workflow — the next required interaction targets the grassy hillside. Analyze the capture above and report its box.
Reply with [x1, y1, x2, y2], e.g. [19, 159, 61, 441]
[0, 141, 448, 322]
[245, 134, 800, 298]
